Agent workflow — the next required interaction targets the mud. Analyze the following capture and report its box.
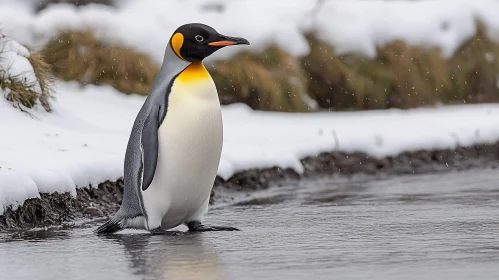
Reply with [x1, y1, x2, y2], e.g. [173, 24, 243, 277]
[1, 142, 498, 230]
[0, 180, 124, 230]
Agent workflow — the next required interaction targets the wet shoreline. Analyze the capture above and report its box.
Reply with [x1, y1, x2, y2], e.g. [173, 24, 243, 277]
[1, 142, 499, 230]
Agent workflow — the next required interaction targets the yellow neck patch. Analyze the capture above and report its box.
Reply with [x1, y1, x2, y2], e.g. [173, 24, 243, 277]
[176, 62, 211, 83]
[170, 33, 187, 61]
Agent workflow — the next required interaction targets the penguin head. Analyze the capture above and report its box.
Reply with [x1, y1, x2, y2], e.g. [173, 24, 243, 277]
[169, 23, 249, 63]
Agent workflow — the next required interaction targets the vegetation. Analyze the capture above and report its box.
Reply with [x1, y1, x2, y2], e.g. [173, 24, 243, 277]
[208, 46, 312, 112]
[40, 22, 499, 112]
[300, 22, 499, 111]
[301, 34, 451, 110]
[41, 30, 159, 95]
[449, 23, 499, 103]
[0, 36, 53, 112]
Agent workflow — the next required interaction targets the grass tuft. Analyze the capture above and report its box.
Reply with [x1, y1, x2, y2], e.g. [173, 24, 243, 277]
[41, 30, 159, 95]
[302, 33, 452, 110]
[449, 21, 499, 103]
[27, 52, 54, 111]
[209, 46, 313, 112]
[0, 35, 54, 112]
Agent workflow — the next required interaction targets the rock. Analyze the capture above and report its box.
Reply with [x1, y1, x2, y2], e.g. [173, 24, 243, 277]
[83, 203, 104, 217]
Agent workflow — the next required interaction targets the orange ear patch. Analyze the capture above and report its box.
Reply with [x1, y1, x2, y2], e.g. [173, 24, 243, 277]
[170, 33, 187, 61]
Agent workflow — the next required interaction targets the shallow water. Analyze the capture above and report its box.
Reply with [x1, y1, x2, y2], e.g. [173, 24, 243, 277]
[1, 168, 499, 280]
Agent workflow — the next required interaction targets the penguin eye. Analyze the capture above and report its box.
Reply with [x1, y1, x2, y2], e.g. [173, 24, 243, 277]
[195, 35, 204, 42]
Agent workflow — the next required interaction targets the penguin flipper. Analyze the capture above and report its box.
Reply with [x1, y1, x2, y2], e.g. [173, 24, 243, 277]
[140, 105, 161, 191]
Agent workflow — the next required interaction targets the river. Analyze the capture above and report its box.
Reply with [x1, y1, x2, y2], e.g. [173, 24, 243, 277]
[1, 168, 499, 280]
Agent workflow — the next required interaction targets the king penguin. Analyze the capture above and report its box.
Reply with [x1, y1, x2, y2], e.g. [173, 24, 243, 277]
[95, 23, 249, 234]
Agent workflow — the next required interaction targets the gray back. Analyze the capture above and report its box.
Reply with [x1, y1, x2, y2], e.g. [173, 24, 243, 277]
[117, 46, 190, 219]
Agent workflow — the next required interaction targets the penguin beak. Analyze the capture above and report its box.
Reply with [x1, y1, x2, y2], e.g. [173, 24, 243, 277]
[208, 35, 250, 47]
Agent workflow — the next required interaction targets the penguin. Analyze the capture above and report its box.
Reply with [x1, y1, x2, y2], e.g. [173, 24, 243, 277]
[95, 23, 249, 234]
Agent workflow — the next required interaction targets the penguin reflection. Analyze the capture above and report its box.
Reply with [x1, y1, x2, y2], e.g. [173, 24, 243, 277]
[102, 232, 227, 280]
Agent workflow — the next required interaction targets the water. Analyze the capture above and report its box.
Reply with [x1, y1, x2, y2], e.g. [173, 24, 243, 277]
[1, 168, 499, 280]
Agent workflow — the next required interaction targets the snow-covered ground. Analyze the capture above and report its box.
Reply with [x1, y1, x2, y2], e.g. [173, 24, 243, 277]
[2, 81, 499, 213]
[1, 0, 499, 63]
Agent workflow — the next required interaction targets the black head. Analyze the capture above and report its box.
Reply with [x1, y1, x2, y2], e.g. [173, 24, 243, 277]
[169, 23, 249, 63]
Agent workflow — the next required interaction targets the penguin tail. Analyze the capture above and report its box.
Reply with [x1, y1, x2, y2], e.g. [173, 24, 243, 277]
[94, 216, 126, 234]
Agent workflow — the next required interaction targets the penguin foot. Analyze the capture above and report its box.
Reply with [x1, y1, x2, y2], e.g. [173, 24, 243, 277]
[187, 221, 240, 232]
[150, 227, 167, 235]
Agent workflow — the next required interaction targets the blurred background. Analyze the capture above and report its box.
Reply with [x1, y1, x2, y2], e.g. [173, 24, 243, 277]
[2, 0, 499, 113]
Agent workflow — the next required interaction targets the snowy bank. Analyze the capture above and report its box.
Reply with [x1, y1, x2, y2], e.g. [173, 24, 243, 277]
[2, 82, 499, 214]
[1, 0, 499, 63]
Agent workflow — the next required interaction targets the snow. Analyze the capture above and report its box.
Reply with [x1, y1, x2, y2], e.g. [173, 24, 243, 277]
[0, 35, 38, 86]
[220, 103, 499, 178]
[1, 0, 499, 63]
[2, 81, 499, 213]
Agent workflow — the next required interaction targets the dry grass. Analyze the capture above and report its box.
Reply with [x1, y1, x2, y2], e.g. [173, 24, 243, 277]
[41, 30, 159, 95]
[40, 22, 499, 112]
[449, 22, 499, 103]
[1, 71, 42, 112]
[302, 34, 453, 110]
[0, 36, 54, 112]
[212, 21, 499, 111]
[208, 46, 312, 112]
[27, 52, 54, 111]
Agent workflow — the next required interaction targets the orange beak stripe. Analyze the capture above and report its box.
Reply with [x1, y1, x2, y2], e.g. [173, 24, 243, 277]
[208, 41, 237, 47]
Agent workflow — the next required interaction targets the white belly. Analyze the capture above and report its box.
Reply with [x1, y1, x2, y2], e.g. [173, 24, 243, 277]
[141, 78, 222, 230]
